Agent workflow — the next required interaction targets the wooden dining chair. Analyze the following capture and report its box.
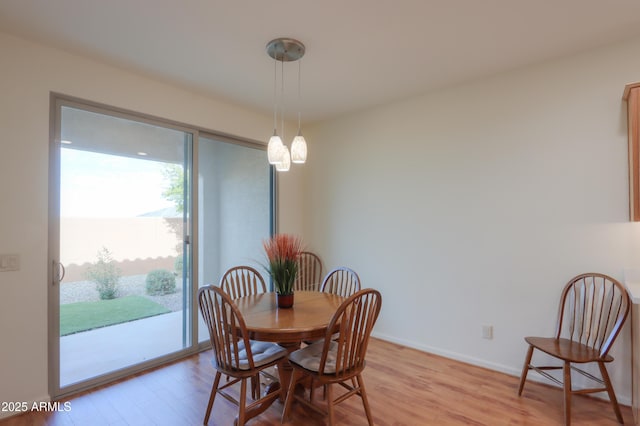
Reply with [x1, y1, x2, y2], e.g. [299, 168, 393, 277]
[282, 288, 382, 425]
[198, 285, 288, 426]
[294, 251, 323, 291]
[517, 273, 630, 426]
[219, 265, 269, 399]
[320, 267, 361, 298]
[220, 265, 267, 299]
[310, 267, 362, 351]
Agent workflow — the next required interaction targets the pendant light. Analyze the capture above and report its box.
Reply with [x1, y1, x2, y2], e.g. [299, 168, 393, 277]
[291, 59, 308, 164]
[266, 38, 307, 171]
[275, 145, 291, 172]
[267, 54, 283, 164]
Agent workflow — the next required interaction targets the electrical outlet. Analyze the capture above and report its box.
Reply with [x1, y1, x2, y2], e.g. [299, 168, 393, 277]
[482, 325, 493, 340]
[0, 254, 20, 272]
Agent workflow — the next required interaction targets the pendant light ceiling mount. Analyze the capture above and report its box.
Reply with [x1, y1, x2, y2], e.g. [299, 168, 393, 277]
[266, 37, 308, 171]
[266, 38, 305, 62]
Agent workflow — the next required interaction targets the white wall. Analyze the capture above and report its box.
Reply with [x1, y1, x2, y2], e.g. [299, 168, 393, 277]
[3, 26, 640, 412]
[305, 36, 640, 404]
[0, 31, 303, 410]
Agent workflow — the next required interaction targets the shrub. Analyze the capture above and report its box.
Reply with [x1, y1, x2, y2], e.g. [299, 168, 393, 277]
[174, 254, 183, 276]
[86, 247, 120, 300]
[145, 269, 177, 295]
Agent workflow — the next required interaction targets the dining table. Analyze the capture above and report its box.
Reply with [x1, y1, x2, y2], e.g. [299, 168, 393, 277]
[233, 290, 346, 403]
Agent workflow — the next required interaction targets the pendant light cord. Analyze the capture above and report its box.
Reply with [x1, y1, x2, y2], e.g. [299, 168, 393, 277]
[272, 56, 278, 132]
[297, 59, 302, 132]
[280, 54, 285, 141]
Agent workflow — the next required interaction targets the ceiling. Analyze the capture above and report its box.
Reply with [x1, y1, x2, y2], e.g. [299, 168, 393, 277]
[2, 0, 640, 124]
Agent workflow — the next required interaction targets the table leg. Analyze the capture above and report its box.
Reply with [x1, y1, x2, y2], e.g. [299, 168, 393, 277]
[263, 341, 300, 402]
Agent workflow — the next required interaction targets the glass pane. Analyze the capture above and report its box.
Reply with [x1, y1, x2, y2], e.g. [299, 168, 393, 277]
[59, 106, 191, 387]
[197, 135, 271, 343]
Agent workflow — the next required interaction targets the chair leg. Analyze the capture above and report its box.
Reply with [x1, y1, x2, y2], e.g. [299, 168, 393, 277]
[326, 382, 335, 426]
[238, 377, 248, 426]
[563, 361, 572, 426]
[597, 361, 624, 424]
[204, 371, 221, 425]
[518, 345, 534, 396]
[276, 360, 286, 403]
[282, 369, 303, 423]
[357, 374, 374, 426]
[309, 377, 315, 402]
[251, 374, 259, 400]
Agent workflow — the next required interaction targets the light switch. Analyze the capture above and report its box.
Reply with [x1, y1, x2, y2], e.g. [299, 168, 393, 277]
[0, 254, 20, 272]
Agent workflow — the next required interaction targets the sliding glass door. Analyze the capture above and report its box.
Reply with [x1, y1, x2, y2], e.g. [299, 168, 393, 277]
[196, 135, 273, 343]
[49, 96, 274, 397]
[51, 101, 193, 394]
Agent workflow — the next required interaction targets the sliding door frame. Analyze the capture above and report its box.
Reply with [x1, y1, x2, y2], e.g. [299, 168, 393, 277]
[48, 93, 276, 399]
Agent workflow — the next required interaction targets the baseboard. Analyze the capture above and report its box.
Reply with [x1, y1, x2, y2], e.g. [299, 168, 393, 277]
[371, 332, 632, 407]
[0, 395, 51, 420]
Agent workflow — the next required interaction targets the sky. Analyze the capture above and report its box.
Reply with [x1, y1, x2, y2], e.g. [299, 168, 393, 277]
[61, 148, 174, 218]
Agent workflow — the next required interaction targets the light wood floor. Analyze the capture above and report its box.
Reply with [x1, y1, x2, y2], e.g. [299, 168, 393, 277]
[1, 338, 633, 425]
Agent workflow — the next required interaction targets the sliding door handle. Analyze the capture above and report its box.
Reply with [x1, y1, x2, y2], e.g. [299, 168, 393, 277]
[52, 261, 65, 284]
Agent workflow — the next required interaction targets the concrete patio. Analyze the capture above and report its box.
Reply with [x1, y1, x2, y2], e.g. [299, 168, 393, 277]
[60, 310, 186, 386]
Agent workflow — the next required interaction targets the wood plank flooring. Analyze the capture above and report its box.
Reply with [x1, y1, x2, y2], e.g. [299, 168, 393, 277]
[0, 338, 633, 425]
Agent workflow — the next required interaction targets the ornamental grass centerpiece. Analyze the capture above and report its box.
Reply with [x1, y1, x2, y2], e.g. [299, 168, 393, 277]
[263, 233, 303, 308]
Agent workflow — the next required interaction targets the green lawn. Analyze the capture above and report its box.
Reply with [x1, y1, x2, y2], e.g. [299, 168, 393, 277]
[60, 295, 171, 336]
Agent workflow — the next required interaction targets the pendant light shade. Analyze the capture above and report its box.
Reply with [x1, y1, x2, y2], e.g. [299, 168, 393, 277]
[266, 37, 308, 171]
[291, 133, 307, 164]
[267, 132, 284, 164]
[275, 145, 291, 172]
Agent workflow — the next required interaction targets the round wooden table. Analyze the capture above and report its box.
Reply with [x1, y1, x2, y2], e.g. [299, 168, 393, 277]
[234, 290, 346, 344]
[234, 291, 346, 405]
